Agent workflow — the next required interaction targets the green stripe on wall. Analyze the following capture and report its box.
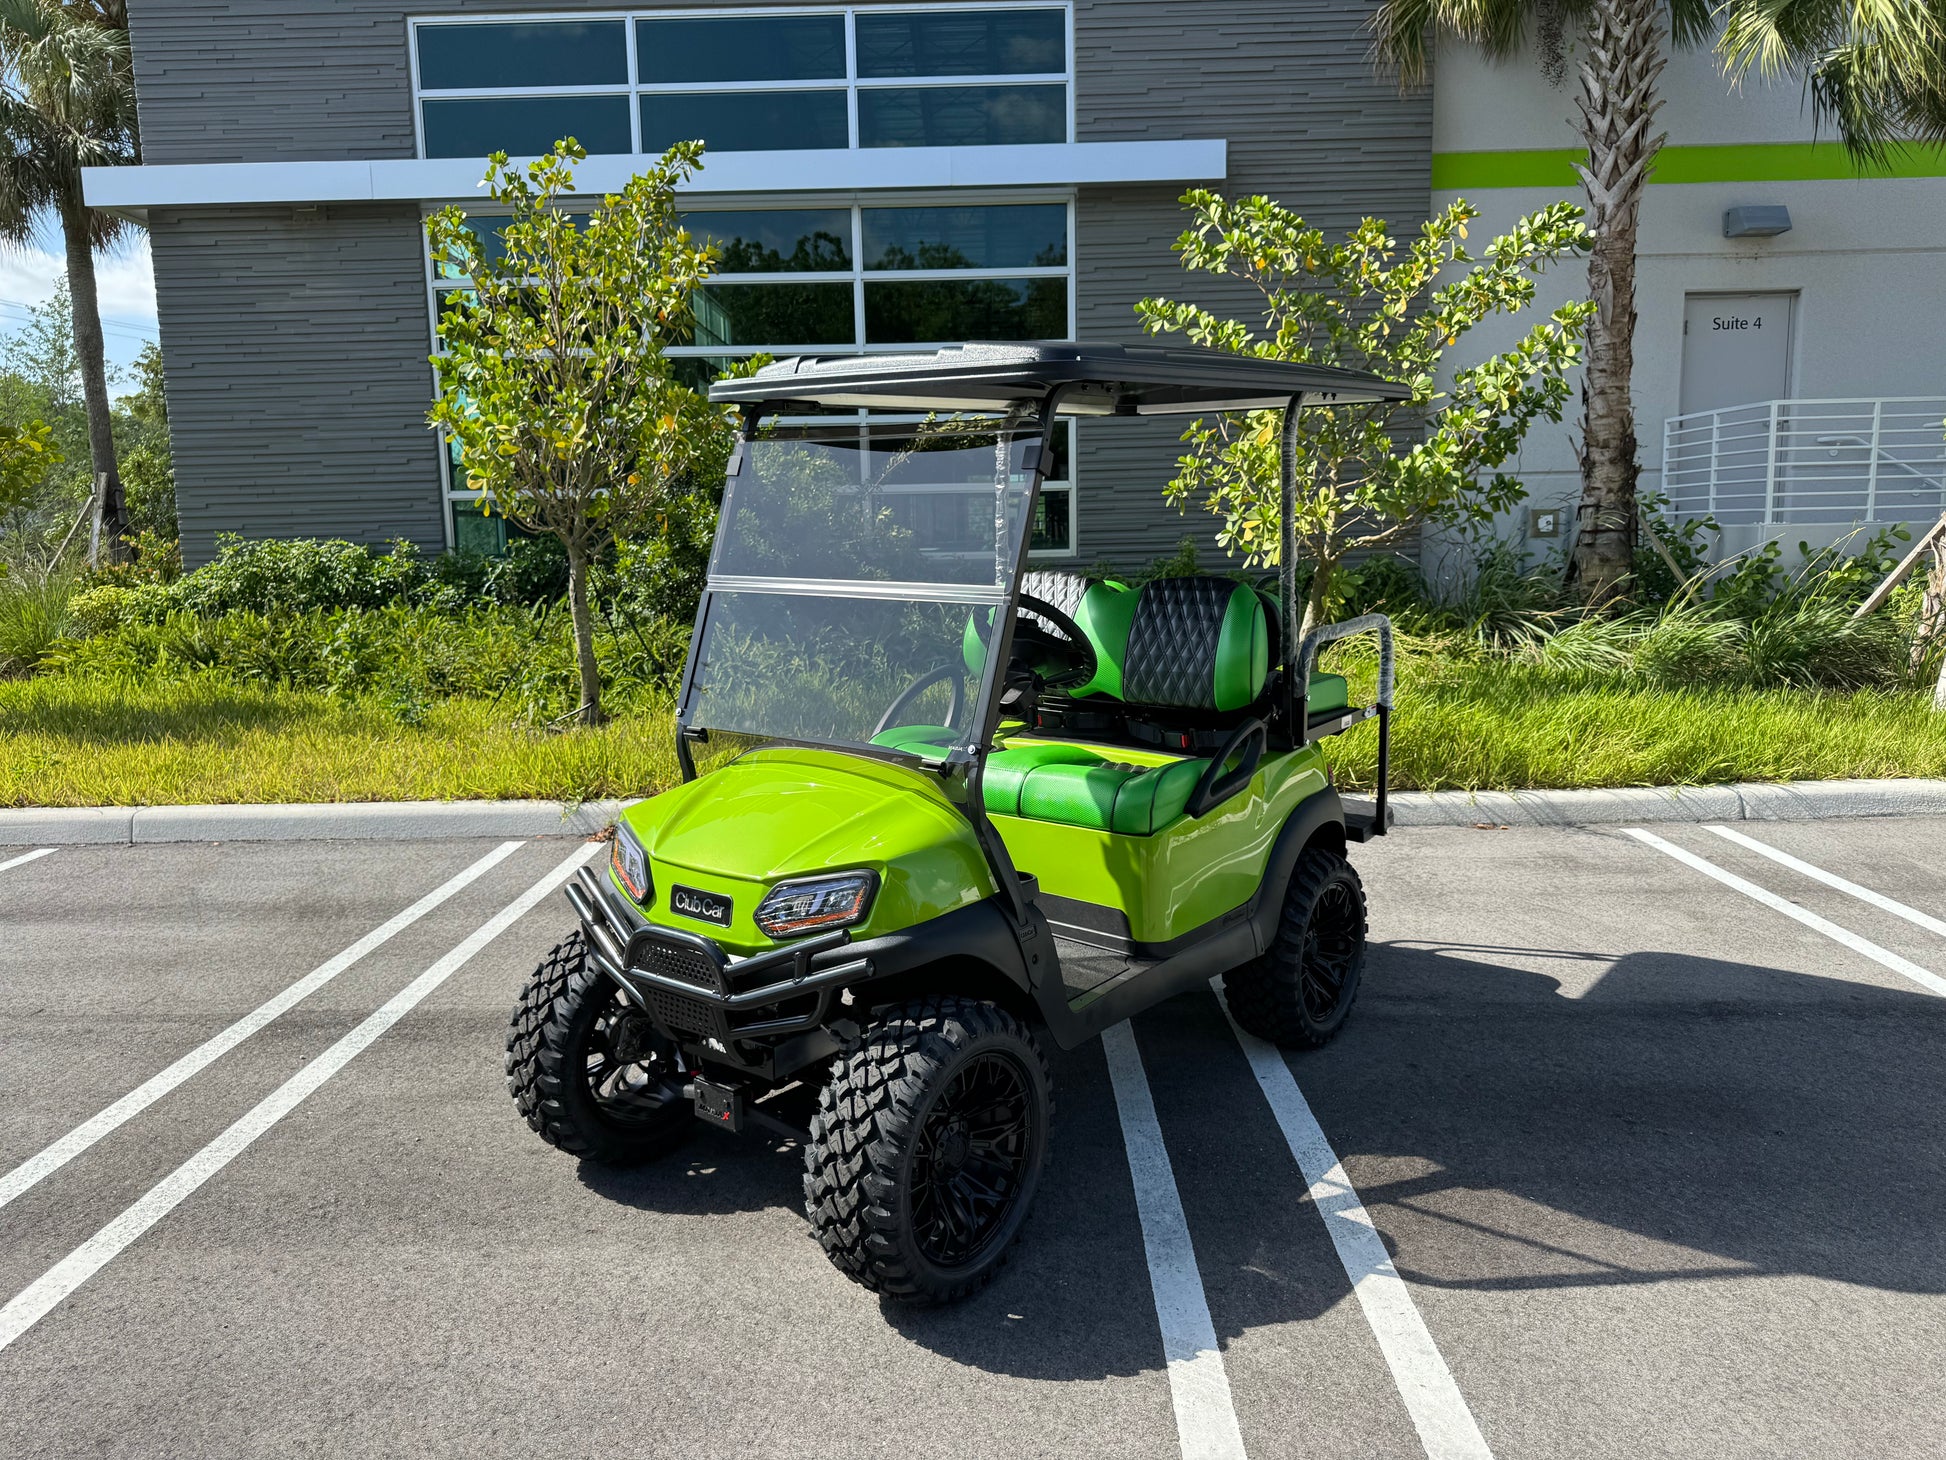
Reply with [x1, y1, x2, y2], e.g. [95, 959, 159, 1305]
[1432, 141, 1946, 191]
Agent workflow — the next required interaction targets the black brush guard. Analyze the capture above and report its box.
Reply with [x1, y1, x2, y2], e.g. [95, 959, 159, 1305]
[566, 865, 874, 1049]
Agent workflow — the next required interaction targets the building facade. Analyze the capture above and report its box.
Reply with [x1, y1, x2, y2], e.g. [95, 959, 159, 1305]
[1432, 37, 1946, 564]
[94, 1, 1432, 568]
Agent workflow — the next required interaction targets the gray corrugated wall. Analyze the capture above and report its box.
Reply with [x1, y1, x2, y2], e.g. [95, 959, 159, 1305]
[1069, 0, 1432, 572]
[127, 0, 1429, 570]
[150, 204, 447, 567]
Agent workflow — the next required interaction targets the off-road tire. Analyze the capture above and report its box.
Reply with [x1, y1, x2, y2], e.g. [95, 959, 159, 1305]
[804, 997, 1052, 1303]
[1224, 847, 1367, 1049]
[506, 929, 689, 1165]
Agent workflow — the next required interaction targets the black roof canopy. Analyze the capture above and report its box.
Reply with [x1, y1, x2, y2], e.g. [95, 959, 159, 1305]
[705, 341, 1410, 416]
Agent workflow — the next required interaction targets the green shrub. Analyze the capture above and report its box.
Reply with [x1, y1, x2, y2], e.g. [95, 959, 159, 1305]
[0, 568, 76, 674]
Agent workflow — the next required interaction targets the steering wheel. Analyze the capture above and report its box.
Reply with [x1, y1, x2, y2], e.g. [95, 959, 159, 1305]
[1008, 593, 1097, 692]
[872, 662, 965, 740]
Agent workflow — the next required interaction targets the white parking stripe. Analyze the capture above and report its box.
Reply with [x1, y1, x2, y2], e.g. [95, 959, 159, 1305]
[0, 840, 526, 1213]
[0, 842, 596, 1356]
[1622, 828, 1946, 998]
[1702, 824, 1946, 941]
[0, 848, 57, 873]
[1214, 983, 1495, 1460]
[1102, 1021, 1249, 1460]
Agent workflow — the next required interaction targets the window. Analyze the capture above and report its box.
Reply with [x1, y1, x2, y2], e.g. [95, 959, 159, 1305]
[412, 7, 1071, 160]
[429, 195, 1077, 554]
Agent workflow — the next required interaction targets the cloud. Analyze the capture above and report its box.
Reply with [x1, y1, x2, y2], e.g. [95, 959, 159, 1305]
[0, 232, 157, 331]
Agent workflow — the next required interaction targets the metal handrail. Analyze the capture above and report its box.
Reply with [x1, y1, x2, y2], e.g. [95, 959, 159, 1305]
[1662, 396, 1946, 527]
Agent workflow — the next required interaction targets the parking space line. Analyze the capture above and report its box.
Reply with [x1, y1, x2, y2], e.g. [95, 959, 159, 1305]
[1214, 983, 1495, 1460]
[0, 840, 526, 1213]
[1621, 828, 1946, 998]
[0, 848, 57, 873]
[0, 841, 596, 1355]
[1702, 824, 1946, 940]
[1102, 1021, 1249, 1460]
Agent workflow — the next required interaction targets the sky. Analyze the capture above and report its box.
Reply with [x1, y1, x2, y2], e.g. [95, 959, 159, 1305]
[0, 221, 159, 390]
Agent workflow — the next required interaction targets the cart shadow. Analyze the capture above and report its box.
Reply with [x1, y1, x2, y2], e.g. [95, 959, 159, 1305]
[884, 939, 1946, 1381]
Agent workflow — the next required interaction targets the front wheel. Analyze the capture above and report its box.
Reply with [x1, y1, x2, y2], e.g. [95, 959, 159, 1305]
[1224, 846, 1367, 1048]
[506, 930, 691, 1165]
[804, 997, 1052, 1303]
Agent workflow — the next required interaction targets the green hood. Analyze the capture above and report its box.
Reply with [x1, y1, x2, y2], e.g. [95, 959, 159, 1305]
[617, 747, 994, 952]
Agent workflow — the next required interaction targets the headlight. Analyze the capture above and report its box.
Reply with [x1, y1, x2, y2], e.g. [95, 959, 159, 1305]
[610, 823, 651, 905]
[754, 871, 877, 939]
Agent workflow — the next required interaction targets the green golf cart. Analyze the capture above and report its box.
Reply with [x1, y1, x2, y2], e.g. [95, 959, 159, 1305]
[507, 342, 1408, 1302]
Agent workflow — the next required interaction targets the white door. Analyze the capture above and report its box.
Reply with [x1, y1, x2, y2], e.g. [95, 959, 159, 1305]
[1674, 293, 1797, 524]
[1680, 293, 1795, 415]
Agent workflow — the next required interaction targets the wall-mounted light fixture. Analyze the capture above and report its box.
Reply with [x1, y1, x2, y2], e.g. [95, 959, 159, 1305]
[1723, 205, 1792, 238]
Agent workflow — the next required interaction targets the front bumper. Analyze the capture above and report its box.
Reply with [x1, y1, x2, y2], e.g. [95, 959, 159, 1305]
[566, 864, 875, 1053]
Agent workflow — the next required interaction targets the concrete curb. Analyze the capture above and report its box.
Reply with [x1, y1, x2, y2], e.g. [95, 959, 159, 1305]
[1386, 778, 1946, 828]
[0, 799, 631, 846]
[3, 779, 1943, 845]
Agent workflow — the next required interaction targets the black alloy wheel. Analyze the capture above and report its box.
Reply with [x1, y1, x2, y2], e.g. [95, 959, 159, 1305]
[805, 996, 1053, 1302]
[909, 1050, 1036, 1268]
[1222, 846, 1368, 1049]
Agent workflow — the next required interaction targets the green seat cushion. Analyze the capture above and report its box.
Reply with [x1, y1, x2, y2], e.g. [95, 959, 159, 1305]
[870, 724, 958, 754]
[984, 743, 1207, 835]
[1307, 673, 1349, 714]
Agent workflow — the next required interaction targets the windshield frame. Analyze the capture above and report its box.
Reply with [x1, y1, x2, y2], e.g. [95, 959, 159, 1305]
[674, 399, 1058, 774]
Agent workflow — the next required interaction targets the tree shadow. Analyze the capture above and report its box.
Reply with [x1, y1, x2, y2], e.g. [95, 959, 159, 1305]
[1, 683, 330, 745]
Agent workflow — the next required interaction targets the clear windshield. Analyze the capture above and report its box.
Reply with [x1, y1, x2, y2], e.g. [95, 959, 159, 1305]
[682, 417, 1041, 759]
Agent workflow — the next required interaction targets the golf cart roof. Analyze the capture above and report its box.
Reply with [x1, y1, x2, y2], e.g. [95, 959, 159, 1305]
[706, 341, 1409, 416]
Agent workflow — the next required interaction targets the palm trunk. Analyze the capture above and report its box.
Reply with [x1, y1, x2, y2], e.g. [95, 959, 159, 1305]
[566, 541, 605, 726]
[58, 178, 126, 565]
[1568, 0, 1667, 603]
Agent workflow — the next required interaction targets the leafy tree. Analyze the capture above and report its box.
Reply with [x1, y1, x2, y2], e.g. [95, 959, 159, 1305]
[1136, 193, 1594, 639]
[427, 140, 732, 726]
[0, 417, 60, 515]
[118, 340, 175, 544]
[0, 0, 140, 561]
[1719, 1, 1946, 161]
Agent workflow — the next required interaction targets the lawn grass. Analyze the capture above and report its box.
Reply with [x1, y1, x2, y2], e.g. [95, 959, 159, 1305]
[2, 667, 1943, 807]
[0, 675, 684, 805]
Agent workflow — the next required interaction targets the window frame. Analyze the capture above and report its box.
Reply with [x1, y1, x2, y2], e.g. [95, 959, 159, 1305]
[424, 189, 1079, 558]
[407, 5, 1076, 160]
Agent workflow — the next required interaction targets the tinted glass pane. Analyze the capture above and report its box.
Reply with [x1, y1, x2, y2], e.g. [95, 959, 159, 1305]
[693, 283, 856, 348]
[685, 209, 852, 272]
[432, 214, 592, 279]
[421, 96, 631, 159]
[858, 85, 1065, 148]
[417, 21, 627, 90]
[636, 15, 846, 83]
[863, 204, 1066, 270]
[1032, 486, 1071, 554]
[864, 278, 1066, 344]
[668, 355, 750, 391]
[642, 90, 848, 154]
[855, 9, 1066, 77]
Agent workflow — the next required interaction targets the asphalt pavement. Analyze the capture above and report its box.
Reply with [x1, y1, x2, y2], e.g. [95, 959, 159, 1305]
[2, 818, 1944, 1459]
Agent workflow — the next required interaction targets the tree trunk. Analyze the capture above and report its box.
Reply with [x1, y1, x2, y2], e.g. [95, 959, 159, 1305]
[58, 179, 127, 566]
[1568, 0, 1666, 604]
[566, 541, 606, 726]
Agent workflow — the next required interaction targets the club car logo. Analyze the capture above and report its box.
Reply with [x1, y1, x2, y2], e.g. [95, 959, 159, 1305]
[670, 885, 733, 927]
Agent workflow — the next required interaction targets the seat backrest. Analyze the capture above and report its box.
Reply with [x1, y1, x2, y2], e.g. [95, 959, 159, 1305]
[972, 571, 1271, 714]
[1116, 576, 1270, 713]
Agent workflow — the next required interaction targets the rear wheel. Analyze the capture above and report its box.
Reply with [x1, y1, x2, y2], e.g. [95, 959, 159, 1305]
[804, 997, 1052, 1302]
[1224, 846, 1367, 1048]
[507, 930, 691, 1165]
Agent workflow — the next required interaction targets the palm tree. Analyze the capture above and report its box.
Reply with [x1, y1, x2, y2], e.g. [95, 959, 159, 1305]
[0, 0, 138, 561]
[1719, 2, 1946, 162]
[1373, 1, 1715, 602]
